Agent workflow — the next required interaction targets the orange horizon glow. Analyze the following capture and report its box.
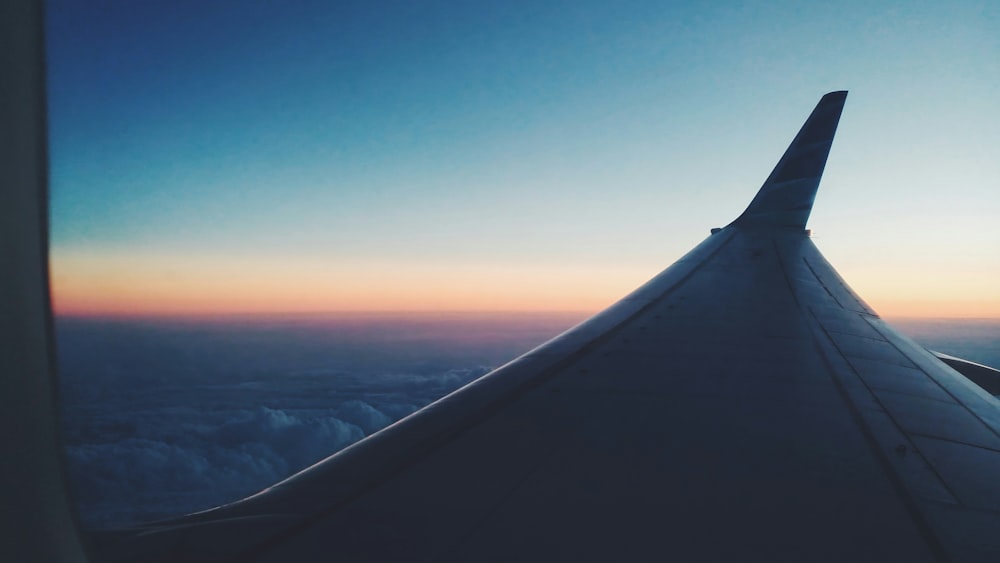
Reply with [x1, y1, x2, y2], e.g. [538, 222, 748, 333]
[843, 267, 1000, 320]
[49, 249, 646, 318]
[50, 248, 999, 320]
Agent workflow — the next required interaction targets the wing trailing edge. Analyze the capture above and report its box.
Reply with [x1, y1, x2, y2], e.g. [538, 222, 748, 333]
[731, 90, 847, 230]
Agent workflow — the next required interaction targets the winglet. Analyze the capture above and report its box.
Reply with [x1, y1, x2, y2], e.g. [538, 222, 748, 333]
[730, 91, 847, 230]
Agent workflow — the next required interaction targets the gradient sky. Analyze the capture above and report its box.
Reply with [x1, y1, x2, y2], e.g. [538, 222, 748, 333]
[46, 0, 999, 317]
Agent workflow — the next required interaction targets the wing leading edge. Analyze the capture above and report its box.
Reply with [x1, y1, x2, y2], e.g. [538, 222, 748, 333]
[94, 93, 1000, 563]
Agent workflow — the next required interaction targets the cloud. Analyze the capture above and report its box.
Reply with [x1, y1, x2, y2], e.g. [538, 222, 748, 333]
[65, 402, 401, 526]
[61, 365, 490, 527]
[334, 401, 394, 435]
[55, 314, 556, 527]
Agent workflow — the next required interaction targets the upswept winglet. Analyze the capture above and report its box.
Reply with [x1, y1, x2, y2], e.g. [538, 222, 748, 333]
[731, 90, 847, 230]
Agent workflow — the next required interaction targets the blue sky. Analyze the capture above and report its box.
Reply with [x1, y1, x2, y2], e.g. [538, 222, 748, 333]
[46, 0, 999, 316]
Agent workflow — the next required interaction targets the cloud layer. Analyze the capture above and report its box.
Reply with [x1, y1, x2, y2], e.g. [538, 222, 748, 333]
[56, 313, 578, 527]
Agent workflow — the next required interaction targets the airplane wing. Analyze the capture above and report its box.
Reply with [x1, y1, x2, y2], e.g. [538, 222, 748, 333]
[87, 91, 1000, 563]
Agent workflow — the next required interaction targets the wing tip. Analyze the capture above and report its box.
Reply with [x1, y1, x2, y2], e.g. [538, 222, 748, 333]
[729, 91, 848, 230]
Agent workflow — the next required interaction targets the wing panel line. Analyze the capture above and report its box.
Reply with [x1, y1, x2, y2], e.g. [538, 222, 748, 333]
[804, 306, 953, 562]
[863, 317, 1000, 444]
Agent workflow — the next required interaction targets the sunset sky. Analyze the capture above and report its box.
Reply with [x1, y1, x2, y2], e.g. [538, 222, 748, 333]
[46, 0, 999, 318]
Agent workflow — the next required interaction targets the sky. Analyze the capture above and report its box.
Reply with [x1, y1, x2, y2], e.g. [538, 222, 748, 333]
[45, 0, 1000, 318]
